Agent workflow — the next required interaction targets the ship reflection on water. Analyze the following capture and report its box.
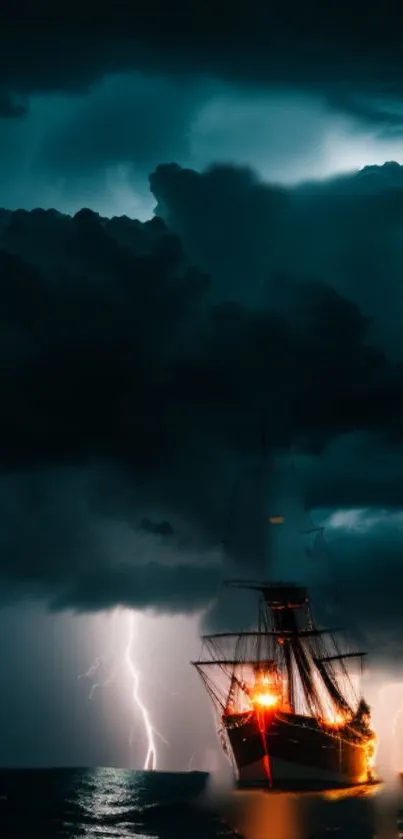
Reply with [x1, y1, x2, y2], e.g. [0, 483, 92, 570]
[204, 781, 403, 839]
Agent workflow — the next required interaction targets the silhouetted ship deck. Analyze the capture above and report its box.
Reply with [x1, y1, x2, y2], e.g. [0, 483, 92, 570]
[192, 579, 376, 790]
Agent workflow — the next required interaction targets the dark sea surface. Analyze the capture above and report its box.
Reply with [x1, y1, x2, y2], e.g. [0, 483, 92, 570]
[0, 767, 402, 839]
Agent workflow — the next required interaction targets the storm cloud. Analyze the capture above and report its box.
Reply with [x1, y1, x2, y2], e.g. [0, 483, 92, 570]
[2, 0, 403, 132]
[0, 161, 403, 654]
[4, 0, 403, 220]
[150, 161, 403, 356]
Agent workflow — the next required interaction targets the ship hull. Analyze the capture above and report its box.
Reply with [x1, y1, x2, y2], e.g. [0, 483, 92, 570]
[224, 711, 371, 790]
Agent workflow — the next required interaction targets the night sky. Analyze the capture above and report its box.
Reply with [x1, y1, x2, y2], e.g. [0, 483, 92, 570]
[1, 0, 403, 772]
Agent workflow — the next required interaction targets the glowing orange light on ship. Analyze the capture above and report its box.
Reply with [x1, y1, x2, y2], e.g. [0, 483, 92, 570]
[250, 671, 282, 711]
[253, 691, 279, 709]
[321, 709, 353, 729]
[325, 712, 347, 728]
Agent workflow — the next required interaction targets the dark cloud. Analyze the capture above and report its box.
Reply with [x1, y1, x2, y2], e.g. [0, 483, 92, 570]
[1, 163, 403, 646]
[0, 83, 355, 223]
[39, 74, 202, 175]
[149, 161, 403, 356]
[1, 1, 403, 129]
[0, 91, 26, 118]
[140, 518, 175, 537]
[317, 506, 403, 665]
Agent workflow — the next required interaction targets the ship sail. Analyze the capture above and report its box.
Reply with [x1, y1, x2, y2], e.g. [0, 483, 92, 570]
[193, 581, 362, 721]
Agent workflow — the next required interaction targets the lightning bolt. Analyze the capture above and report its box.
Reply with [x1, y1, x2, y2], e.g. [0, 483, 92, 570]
[124, 611, 158, 770]
[79, 608, 168, 770]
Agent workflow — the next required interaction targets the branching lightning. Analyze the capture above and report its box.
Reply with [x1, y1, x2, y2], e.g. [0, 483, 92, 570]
[78, 610, 120, 698]
[79, 657, 120, 700]
[79, 608, 168, 770]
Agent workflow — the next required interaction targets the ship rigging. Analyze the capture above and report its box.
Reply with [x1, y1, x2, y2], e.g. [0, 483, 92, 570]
[192, 579, 376, 789]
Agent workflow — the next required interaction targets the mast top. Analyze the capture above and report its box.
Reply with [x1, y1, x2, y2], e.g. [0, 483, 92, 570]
[225, 579, 308, 608]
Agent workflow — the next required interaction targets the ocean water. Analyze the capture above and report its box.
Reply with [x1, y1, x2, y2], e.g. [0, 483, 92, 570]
[0, 768, 227, 838]
[0, 767, 402, 839]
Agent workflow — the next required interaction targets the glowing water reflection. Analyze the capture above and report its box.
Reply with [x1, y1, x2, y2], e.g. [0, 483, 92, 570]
[205, 781, 402, 839]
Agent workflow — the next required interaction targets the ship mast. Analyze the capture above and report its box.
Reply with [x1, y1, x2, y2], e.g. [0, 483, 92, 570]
[192, 438, 366, 724]
[223, 579, 365, 719]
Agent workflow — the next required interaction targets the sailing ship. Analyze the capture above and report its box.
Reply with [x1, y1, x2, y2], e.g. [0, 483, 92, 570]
[192, 576, 376, 790]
